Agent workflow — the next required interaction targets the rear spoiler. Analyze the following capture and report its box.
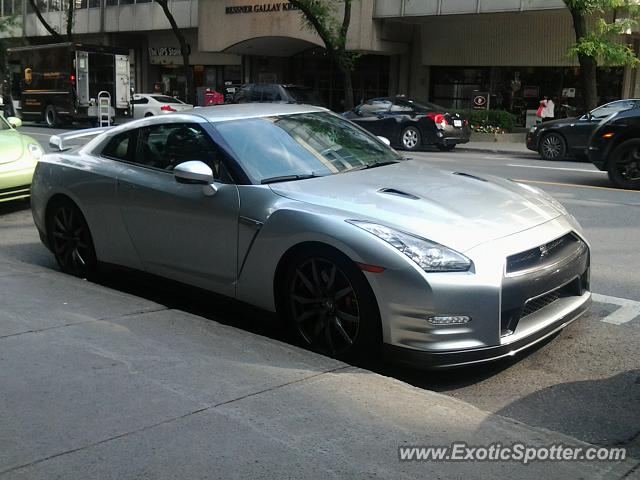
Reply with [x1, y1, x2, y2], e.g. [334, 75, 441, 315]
[49, 126, 115, 152]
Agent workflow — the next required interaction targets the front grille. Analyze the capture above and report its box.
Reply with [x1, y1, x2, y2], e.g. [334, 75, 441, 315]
[506, 233, 585, 275]
[500, 273, 588, 337]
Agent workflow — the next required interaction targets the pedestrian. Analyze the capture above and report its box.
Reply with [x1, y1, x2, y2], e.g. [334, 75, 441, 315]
[542, 95, 555, 122]
[536, 98, 545, 124]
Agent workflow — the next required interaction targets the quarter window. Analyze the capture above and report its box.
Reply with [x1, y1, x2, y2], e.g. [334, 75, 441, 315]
[101, 131, 133, 161]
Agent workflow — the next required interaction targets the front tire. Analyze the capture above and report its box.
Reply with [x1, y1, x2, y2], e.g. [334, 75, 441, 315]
[400, 126, 421, 151]
[539, 132, 566, 160]
[47, 199, 98, 279]
[282, 246, 381, 360]
[607, 139, 640, 190]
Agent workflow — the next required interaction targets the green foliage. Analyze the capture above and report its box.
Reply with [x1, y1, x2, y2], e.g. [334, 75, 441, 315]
[564, 0, 640, 66]
[289, 0, 359, 71]
[453, 109, 516, 133]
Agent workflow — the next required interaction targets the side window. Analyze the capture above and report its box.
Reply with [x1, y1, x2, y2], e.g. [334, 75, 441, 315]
[591, 100, 636, 119]
[390, 100, 414, 113]
[101, 131, 133, 161]
[131, 96, 149, 105]
[251, 85, 265, 102]
[263, 85, 281, 102]
[360, 99, 392, 115]
[134, 123, 231, 181]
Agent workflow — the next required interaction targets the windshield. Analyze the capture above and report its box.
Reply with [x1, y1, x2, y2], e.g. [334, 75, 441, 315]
[0, 115, 11, 131]
[589, 100, 636, 120]
[215, 111, 401, 184]
[152, 95, 184, 104]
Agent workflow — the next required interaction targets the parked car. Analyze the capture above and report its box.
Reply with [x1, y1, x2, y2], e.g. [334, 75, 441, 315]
[343, 97, 471, 151]
[232, 84, 323, 106]
[0, 115, 43, 202]
[527, 99, 640, 160]
[35, 104, 590, 368]
[588, 106, 640, 189]
[131, 94, 193, 119]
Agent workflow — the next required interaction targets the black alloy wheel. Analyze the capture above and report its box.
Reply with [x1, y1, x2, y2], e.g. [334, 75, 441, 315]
[539, 133, 566, 160]
[284, 248, 380, 359]
[48, 200, 97, 278]
[607, 138, 640, 190]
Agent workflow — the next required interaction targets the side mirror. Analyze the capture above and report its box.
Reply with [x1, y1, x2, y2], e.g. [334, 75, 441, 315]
[377, 136, 391, 146]
[7, 117, 22, 129]
[174, 161, 214, 184]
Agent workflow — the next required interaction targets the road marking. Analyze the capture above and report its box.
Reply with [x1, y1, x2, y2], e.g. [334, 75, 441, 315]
[514, 179, 640, 193]
[507, 164, 605, 174]
[592, 293, 640, 325]
[484, 156, 512, 160]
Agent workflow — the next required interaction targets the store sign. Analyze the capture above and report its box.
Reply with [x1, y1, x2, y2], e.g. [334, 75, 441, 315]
[225, 2, 299, 14]
[472, 93, 489, 110]
[149, 47, 181, 57]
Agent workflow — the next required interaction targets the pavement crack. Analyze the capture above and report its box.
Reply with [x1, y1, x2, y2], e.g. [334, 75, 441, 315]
[0, 365, 349, 477]
[620, 460, 640, 479]
[96, 305, 168, 321]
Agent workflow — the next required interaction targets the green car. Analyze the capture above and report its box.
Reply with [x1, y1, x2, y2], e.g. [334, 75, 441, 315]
[0, 115, 43, 202]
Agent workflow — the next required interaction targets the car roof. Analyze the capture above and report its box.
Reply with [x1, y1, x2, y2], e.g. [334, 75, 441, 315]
[189, 103, 328, 122]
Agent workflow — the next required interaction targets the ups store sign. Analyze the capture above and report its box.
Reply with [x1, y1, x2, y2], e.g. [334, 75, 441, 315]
[225, 2, 299, 14]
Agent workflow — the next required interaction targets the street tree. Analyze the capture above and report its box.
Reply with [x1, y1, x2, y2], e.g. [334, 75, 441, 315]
[564, 0, 639, 111]
[289, 0, 357, 110]
[154, 0, 195, 104]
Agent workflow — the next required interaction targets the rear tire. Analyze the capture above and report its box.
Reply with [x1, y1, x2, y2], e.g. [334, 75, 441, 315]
[400, 126, 421, 151]
[539, 132, 566, 160]
[47, 199, 98, 279]
[281, 246, 381, 361]
[44, 105, 59, 128]
[607, 139, 640, 190]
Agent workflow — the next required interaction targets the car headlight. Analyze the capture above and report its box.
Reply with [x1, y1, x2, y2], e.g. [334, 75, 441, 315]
[529, 125, 538, 133]
[347, 220, 472, 272]
[27, 143, 43, 160]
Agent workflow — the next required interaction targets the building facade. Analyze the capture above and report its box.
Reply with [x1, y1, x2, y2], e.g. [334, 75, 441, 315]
[2, 0, 640, 119]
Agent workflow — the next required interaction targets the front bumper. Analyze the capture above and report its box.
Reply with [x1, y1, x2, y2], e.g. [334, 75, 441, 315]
[364, 215, 590, 369]
[0, 163, 36, 202]
[526, 132, 539, 152]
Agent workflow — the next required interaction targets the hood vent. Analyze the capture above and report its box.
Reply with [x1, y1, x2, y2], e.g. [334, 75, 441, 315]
[452, 172, 488, 182]
[378, 188, 420, 200]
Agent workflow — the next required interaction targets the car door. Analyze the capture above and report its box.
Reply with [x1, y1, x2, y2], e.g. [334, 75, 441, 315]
[116, 121, 240, 296]
[570, 100, 637, 151]
[349, 98, 394, 137]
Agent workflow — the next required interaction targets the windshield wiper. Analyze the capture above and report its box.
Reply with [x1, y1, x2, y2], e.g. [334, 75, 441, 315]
[261, 173, 322, 184]
[344, 160, 399, 173]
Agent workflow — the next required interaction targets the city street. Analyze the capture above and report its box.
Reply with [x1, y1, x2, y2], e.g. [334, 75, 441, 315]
[1, 124, 639, 478]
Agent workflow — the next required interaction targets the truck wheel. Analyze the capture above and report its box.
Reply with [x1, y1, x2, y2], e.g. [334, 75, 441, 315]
[44, 105, 59, 127]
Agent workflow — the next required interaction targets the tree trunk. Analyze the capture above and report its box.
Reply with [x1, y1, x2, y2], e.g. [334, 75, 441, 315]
[27, 0, 63, 40]
[155, 0, 195, 104]
[66, 0, 75, 41]
[569, 7, 598, 112]
[340, 65, 354, 110]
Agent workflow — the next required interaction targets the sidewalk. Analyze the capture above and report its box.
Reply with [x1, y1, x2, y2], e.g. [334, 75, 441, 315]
[0, 257, 636, 479]
[457, 141, 538, 157]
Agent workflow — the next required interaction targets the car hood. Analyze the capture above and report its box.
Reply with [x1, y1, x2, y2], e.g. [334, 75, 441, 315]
[538, 117, 579, 129]
[269, 161, 563, 253]
[0, 130, 25, 164]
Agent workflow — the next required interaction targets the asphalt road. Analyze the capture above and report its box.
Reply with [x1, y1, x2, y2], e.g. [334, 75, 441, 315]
[3, 124, 639, 463]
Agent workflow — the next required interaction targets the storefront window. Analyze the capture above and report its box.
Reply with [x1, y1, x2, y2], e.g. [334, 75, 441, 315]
[2, 0, 14, 15]
[89, 0, 100, 7]
[106, 0, 118, 5]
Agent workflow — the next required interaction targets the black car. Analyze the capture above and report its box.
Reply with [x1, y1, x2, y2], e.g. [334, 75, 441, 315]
[343, 97, 470, 151]
[527, 99, 640, 160]
[232, 84, 323, 106]
[588, 106, 640, 189]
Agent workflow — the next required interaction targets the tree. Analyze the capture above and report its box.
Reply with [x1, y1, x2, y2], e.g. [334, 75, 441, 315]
[289, 0, 357, 110]
[564, 0, 640, 111]
[26, 0, 69, 41]
[154, 0, 195, 104]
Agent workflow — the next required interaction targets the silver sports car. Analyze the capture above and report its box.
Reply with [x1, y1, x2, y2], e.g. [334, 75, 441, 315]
[31, 104, 591, 368]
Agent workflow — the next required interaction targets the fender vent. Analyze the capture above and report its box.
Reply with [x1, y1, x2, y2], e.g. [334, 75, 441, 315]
[452, 172, 488, 182]
[378, 188, 420, 200]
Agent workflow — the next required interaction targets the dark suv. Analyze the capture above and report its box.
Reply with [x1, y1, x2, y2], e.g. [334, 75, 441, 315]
[232, 84, 323, 106]
[588, 106, 640, 189]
